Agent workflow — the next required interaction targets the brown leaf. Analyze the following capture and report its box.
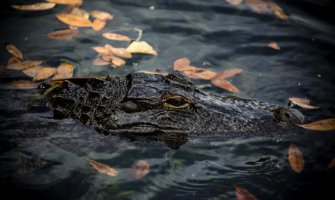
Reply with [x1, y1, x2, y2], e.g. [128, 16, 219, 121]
[93, 56, 110, 66]
[7, 60, 43, 70]
[267, 1, 288, 20]
[101, 55, 126, 68]
[235, 185, 258, 200]
[268, 41, 281, 50]
[12, 2, 56, 11]
[327, 157, 335, 170]
[102, 33, 131, 41]
[213, 68, 243, 79]
[23, 66, 57, 81]
[92, 19, 106, 31]
[47, 0, 83, 5]
[288, 97, 319, 109]
[288, 143, 305, 173]
[5, 44, 23, 59]
[226, 0, 244, 6]
[90, 10, 114, 21]
[52, 61, 74, 80]
[126, 41, 157, 55]
[10, 80, 38, 89]
[88, 158, 118, 177]
[173, 57, 191, 71]
[130, 160, 150, 180]
[8, 57, 22, 65]
[211, 76, 240, 93]
[298, 118, 335, 131]
[184, 69, 217, 80]
[48, 29, 79, 40]
[245, 0, 272, 14]
[56, 13, 92, 27]
[105, 44, 132, 59]
[70, 7, 89, 19]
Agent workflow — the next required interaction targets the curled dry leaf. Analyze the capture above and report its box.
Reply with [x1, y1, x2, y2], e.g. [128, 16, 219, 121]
[23, 66, 57, 81]
[52, 61, 74, 80]
[10, 80, 38, 90]
[56, 13, 92, 27]
[8, 57, 22, 65]
[12, 2, 56, 11]
[130, 160, 150, 180]
[7, 60, 43, 71]
[90, 10, 114, 21]
[327, 157, 335, 170]
[93, 56, 110, 66]
[47, 0, 83, 5]
[268, 41, 280, 50]
[126, 41, 157, 55]
[92, 19, 106, 31]
[226, 0, 244, 6]
[213, 68, 243, 79]
[288, 97, 319, 109]
[211, 77, 240, 93]
[235, 185, 258, 200]
[102, 33, 131, 41]
[298, 118, 335, 131]
[6, 44, 23, 59]
[88, 158, 118, 177]
[48, 28, 79, 40]
[288, 143, 305, 173]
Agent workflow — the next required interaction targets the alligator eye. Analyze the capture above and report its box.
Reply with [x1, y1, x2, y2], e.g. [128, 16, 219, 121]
[162, 93, 192, 109]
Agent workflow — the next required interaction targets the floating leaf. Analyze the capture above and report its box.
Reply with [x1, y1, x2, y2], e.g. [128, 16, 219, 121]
[90, 10, 113, 20]
[126, 41, 157, 55]
[93, 56, 110, 66]
[173, 57, 191, 71]
[47, 0, 83, 5]
[12, 2, 56, 11]
[235, 185, 258, 200]
[102, 33, 131, 41]
[129, 160, 150, 180]
[327, 157, 335, 170]
[211, 77, 240, 93]
[288, 97, 319, 109]
[101, 55, 126, 68]
[52, 61, 74, 80]
[92, 19, 106, 31]
[298, 118, 335, 131]
[245, 0, 272, 14]
[10, 80, 38, 89]
[288, 143, 305, 173]
[23, 66, 57, 81]
[8, 57, 22, 65]
[6, 44, 23, 59]
[88, 158, 118, 177]
[7, 60, 43, 70]
[268, 41, 280, 50]
[105, 44, 132, 59]
[226, 0, 244, 6]
[213, 68, 243, 79]
[71, 7, 89, 19]
[48, 28, 79, 40]
[184, 69, 217, 80]
[56, 13, 92, 27]
[267, 1, 288, 20]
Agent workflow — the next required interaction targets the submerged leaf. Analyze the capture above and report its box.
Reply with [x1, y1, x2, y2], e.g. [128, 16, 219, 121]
[56, 13, 92, 27]
[88, 158, 118, 177]
[226, 0, 244, 6]
[12, 2, 56, 11]
[6, 44, 23, 59]
[52, 61, 74, 80]
[288, 143, 305, 173]
[288, 97, 319, 109]
[102, 33, 131, 41]
[7, 60, 43, 70]
[90, 10, 113, 20]
[10, 80, 38, 89]
[126, 41, 157, 55]
[47, 0, 83, 5]
[298, 118, 335, 131]
[268, 41, 281, 50]
[92, 19, 106, 31]
[23, 66, 57, 81]
[235, 185, 258, 200]
[130, 160, 150, 180]
[48, 29, 79, 40]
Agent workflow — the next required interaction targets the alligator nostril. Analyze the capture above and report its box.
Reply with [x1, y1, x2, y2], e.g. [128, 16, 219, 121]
[273, 107, 304, 124]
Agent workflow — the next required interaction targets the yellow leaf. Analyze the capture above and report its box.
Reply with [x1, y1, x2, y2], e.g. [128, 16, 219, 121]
[288, 97, 319, 109]
[11, 2, 56, 11]
[47, 0, 83, 5]
[5, 44, 23, 59]
[102, 33, 131, 41]
[226, 0, 243, 6]
[298, 118, 335, 131]
[48, 29, 79, 40]
[90, 10, 113, 21]
[7, 60, 43, 70]
[126, 41, 157, 55]
[129, 160, 150, 180]
[88, 158, 118, 177]
[92, 19, 106, 31]
[268, 41, 281, 50]
[52, 61, 74, 80]
[235, 185, 258, 200]
[288, 143, 305, 173]
[56, 13, 92, 27]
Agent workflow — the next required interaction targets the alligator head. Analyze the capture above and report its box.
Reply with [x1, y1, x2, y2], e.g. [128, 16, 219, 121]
[40, 71, 304, 148]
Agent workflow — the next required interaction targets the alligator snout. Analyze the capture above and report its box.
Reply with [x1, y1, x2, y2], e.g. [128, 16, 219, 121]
[273, 107, 304, 125]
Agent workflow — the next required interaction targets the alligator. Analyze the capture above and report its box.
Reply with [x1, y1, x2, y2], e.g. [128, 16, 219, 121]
[39, 71, 304, 148]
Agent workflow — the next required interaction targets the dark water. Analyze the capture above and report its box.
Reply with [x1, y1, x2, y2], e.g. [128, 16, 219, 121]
[1, 0, 335, 199]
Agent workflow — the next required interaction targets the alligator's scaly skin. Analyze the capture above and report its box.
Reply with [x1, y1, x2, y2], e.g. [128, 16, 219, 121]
[41, 72, 304, 148]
